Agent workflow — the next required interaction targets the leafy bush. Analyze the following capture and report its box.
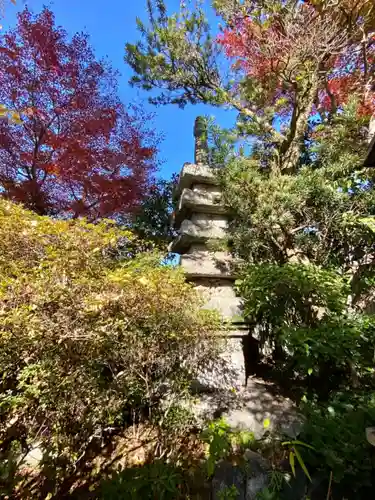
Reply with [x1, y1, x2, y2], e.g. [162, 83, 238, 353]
[0, 201, 220, 495]
[300, 395, 375, 499]
[219, 103, 375, 497]
[236, 261, 375, 394]
[237, 263, 347, 328]
[236, 263, 349, 362]
[99, 460, 185, 500]
[282, 315, 375, 388]
[217, 484, 239, 500]
[201, 418, 255, 477]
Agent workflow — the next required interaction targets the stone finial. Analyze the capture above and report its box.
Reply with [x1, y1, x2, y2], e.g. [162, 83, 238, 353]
[194, 116, 209, 165]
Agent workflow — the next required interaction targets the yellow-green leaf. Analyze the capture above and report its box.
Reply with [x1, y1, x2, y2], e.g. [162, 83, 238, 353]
[289, 451, 296, 477]
[291, 440, 315, 450]
[294, 446, 312, 482]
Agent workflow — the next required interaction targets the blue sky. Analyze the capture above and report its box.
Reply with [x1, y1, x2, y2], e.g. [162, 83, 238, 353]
[2, 0, 235, 179]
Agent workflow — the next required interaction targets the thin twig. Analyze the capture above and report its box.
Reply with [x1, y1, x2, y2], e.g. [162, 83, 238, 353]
[326, 470, 333, 500]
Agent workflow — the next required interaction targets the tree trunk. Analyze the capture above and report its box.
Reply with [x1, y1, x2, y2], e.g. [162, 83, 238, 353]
[278, 72, 319, 174]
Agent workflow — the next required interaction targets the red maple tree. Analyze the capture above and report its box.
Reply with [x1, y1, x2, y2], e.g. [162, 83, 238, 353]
[0, 7, 158, 219]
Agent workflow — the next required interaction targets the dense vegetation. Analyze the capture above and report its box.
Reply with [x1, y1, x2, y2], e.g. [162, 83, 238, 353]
[224, 106, 375, 497]
[2, 0, 375, 498]
[125, 0, 375, 497]
[0, 201, 221, 497]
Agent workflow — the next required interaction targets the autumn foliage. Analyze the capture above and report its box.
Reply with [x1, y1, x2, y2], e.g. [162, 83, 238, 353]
[0, 199, 220, 496]
[0, 8, 158, 219]
[218, 0, 375, 119]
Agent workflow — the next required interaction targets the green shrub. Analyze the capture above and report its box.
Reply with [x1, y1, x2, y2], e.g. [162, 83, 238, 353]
[237, 263, 347, 330]
[201, 418, 255, 477]
[218, 484, 240, 500]
[282, 315, 375, 388]
[300, 395, 375, 499]
[99, 460, 185, 499]
[0, 201, 220, 495]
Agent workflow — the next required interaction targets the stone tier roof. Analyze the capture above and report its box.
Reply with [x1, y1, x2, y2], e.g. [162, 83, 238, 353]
[169, 218, 227, 253]
[173, 187, 226, 228]
[176, 163, 219, 195]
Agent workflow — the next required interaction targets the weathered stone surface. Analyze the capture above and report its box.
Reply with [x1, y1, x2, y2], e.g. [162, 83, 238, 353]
[244, 450, 270, 500]
[193, 378, 301, 440]
[364, 132, 375, 167]
[192, 183, 222, 195]
[182, 187, 223, 208]
[369, 115, 375, 144]
[22, 442, 43, 468]
[172, 133, 249, 429]
[172, 123, 303, 500]
[168, 233, 194, 254]
[204, 296, 243, 319]
[170, 216, 228, 253]
[195, 279, 243, 319]
[177, 163, 219, 194]
[194, 336, 247, 391]
[181, 248, 235, 278]
[223, 379, 302, 440]
[190, 212, 228, 233]
[174, 187, 225, 228]
[211, 452, 270, 500]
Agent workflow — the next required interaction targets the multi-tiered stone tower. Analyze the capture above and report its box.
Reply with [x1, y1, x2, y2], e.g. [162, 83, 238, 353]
[170, 117, 247, 390]
[170, 117, 299, 438]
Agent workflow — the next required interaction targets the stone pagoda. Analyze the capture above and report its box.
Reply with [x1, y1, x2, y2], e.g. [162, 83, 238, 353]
[170, 116, 247, 390]
[170, 117, 299, 438]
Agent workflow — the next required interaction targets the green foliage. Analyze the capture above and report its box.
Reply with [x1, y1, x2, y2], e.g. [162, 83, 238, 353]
[0, 200, 221, 495]
[126, 2, 375, 497]
[237, 263, 347, 327]
[99, 460, 184, 499]
[215, 86, 375, 500]
[126, 0, 375, 175]
[282, 315, 375, 386]
[205, 116, 238, 167]
[125, 0, 224, 108]
[201, 418, 255, 477]
[256, 487, 279, 500]
[130, 176, 177, 248]
[222, 156, 375, 270]
[0, 440, 23, 496]
[220, 104, 375, 397]
[281, 440, 315, 482]
[255, 471, 285, 499]
[202, 418, 233, 477]
[312, 98, 370, 173]
[300, 395, 375, 498]
[218, 484, 240, 500]
[268, 470, 285, 493]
